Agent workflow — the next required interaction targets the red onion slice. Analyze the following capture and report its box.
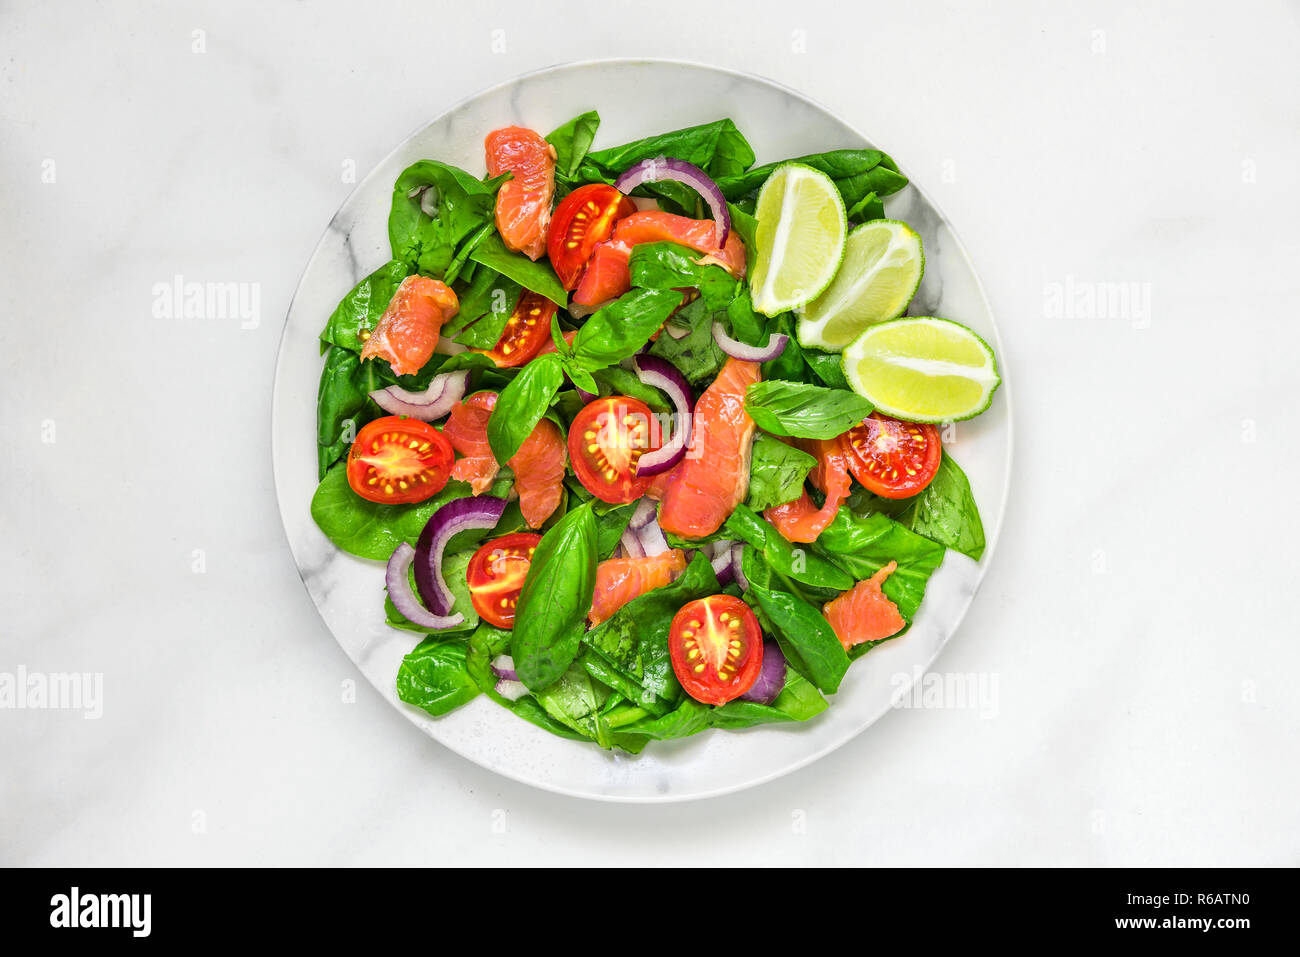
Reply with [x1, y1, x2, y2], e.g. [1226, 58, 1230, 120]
[614, 156, 730, 247]
[629, 498, 658, 531]
[386, 543, 465, 630]
[636, 519, 671, 557]
[631, 355, 694, 477]
[494, 678, 530, 701]
[370, 370, 470, 422]
[710, 323, 789, 363]
[490, 654, 519, 682]
[740, 640, 786, 705]
[414, 496, 507, 615]
[619, 526, 647, 559]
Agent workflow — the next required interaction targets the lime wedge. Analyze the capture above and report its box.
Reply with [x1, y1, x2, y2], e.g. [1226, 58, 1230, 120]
[796, 220, 923, 351]
[843, 317, 1001, 422]
[749, 163, 846, 317]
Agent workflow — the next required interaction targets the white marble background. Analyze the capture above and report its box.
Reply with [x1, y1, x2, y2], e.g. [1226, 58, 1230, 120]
[2, 0, 1297, 865]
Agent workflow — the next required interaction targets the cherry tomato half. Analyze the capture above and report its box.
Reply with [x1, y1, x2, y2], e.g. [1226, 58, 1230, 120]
[547, 184, 636, 290]
[669, 595, 764, 705]
[484, 292, 557, 368]
[346, 416, 454, 504]
[842, 412, 942, 499]
[466, 532, 542, 629]
[568, 396, 661, 504]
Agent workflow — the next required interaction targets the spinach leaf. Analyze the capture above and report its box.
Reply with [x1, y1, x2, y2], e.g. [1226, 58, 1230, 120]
[745, 380, 874, 439]
[746, 582, 849, 693]
[577, 118, 755, 184]
[746, 433, 817, 512]
[464, 626, 591, 741]
[583, 552, 722, 705]
[709, 669, 828, 727]
[547, 110, 601, 180]
[511, 503, 598, 690]
[627, 242, 738, 311]
[717, 148, 907, 211]
[468, 231, 567, 307]
[311, 467, 475, 561]
[852, 452, 985, 561]
[317, 347, 383, 477]
[847, 191, 885, 222]
[724, 503, 854, 591]
[648, 297, 726, 384]
[761, 313, 812, 383]
[532, 665, 602, 739]
[395, 638, 480, 716]
[487, 352, 564, 462]
[594, 502, 637, 560]
[813, 508, 947, 620]
[319, 260, 409, 353]
[616, 698, 712, 740]
[389, 160, 499, 278]
[570, 288, 684, 371]
[447, 266, 521, 348]
[803, 349, 850, 390]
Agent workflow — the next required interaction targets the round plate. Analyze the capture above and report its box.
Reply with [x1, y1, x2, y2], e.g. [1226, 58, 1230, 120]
[272, 59, 1012, 802]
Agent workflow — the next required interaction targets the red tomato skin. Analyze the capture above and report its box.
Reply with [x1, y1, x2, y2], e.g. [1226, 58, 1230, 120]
[483, 293, 557, 368]
[346, 416, 454, 504]
[467, 532, 542, 628]
[843, 413, 942, 499]
[669, 596, 764, 705]
[547, 184, 637, 290]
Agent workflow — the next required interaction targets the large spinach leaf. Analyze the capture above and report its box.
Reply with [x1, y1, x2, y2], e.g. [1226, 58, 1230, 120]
[724, 504, 854, 591]
[319, 260, 409, 353]
[389, 160, 500, 278]
[310, 465, 472, 561]
[849, 452, 985, 561]
[547, 110, 601, 180]
[577, 118, 755, 184]
[447, 265, 521, 348]
[717, 148, 907, 211]
[511, 503, 598, 690]
[709, 669, 828, 727]
[745, 380, 874, 439]
[569, 288, 685, 372]
[395, 638, 480, 716]
[745, 581, 849, 694]
[464, 626, 590, 741]
[648, 297, 726, 384]
[468, 231, 567, 307]
[814, 508, 947, 621]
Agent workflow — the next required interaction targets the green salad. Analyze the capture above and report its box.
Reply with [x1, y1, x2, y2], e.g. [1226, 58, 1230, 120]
[310, 111, 1000, 752]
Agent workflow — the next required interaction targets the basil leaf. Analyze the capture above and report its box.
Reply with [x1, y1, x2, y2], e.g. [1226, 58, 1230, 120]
[468, 232, 567, 307]
[746, 582, 849, 694]
[813, 508, 947, 621]
[389, 160, 499, 278]
[464, 626, 590, 741]
[746, 433, 817, 512]
[591, 367, 670, 412]
[511, 503, 598, 690]
[627, 242, 738, 311]
[570, 288, 684, 372]
[745, 380, 874, 439]
[724, 503, 854, 591]
[319, 260, 409, 353]
[847, 191, 884, 222]
[395, 638, 480, 716]
[717, 149, 907, 211]
[547, 110, 601, 180]
[310, 466, 474, 560]
[487, 353, 564, 462]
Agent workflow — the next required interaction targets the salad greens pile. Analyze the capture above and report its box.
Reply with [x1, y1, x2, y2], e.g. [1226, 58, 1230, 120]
[310, 111, 989, 754]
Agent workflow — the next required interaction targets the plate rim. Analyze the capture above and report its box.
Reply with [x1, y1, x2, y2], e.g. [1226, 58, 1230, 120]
[270, 56, 1014, 803]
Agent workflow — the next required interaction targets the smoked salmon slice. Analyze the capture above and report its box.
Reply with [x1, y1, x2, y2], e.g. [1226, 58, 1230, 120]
[485, 127, 555, 261]
[656, 358, 761, 539]
[765, 437, 852, 543]
[441, 389, 566, 526]
[823, 561, 906, 650]
[588, 549, 688, 625]
[359, 275, 458, 377]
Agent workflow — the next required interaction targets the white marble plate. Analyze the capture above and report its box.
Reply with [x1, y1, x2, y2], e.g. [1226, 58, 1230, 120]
[272, 59, 1012, 802]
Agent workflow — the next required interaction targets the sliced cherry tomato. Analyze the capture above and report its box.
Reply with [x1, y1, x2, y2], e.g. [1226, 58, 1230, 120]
[842, 412, 942, 499]
[568, 396, 661, 503]
[483, 292, 557, 368]
[547, 184, 636, 290]
[466, 532, 542, 628]
[346, 416, 454, 504]
[669, 595, 764, 705]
